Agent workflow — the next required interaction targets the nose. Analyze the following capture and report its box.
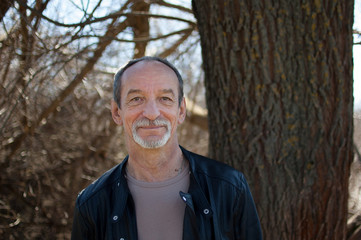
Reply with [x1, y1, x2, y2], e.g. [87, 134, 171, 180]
[142, 100, 160, 120]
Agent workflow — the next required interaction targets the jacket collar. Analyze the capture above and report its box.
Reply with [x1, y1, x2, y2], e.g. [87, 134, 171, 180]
[111, 146, 213, 220]
[181, 146, 213, 217]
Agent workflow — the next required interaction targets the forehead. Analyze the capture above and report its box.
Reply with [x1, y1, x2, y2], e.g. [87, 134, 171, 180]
[121, 60, 179, 92]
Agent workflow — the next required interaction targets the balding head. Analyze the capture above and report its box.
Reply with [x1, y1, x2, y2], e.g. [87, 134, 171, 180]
[113, 56, 184, 108]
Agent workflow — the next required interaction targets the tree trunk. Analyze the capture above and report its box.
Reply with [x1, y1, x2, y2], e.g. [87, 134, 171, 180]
[129, 0, 150, 58]
[192, 0, 354, 239]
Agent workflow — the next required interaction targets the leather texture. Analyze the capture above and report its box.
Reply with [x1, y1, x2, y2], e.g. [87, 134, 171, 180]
[71, 146, 262, 240]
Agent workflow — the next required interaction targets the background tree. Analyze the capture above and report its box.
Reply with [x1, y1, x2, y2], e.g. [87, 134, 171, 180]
[1, 0, 360, 239]
[192, 0, 354, 239]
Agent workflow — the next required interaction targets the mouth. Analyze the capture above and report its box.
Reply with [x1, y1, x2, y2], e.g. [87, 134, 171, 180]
[135, 119, 168, 129]
[137, 125, 166, 131]
[132, 118, 171, 139]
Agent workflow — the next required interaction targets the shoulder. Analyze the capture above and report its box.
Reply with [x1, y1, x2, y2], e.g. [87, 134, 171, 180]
[76, 163, 123, 207]
[182, 148, 248, 191]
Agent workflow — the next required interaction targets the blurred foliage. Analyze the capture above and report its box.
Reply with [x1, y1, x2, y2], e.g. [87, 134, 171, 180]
[0, 0, 207, 239]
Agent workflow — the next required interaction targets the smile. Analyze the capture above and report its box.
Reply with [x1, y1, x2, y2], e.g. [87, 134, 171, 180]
[137, 126, 166, 132]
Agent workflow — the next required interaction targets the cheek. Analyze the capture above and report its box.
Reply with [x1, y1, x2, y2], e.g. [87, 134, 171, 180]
[163, 112, 181, 130]
[122, 113, 137, 133]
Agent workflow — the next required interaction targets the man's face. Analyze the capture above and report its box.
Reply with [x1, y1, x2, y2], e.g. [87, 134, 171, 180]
[112, 60, 186, 150]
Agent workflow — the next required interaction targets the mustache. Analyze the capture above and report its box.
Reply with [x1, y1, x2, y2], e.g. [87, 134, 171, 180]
[133, 118, 170, 128]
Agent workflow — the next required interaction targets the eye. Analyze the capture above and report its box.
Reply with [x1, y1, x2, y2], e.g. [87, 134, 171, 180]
[132, 97, 141, 102]
[160, 96, 175, 104]
[160, 96, 174, 104]
[128, 96, 143, 106]
[161, 97, 172, 101]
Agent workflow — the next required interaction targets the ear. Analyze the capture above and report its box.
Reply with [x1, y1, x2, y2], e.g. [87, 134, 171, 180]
[111, 100, 123, 126]
[178, 97, 186, 124]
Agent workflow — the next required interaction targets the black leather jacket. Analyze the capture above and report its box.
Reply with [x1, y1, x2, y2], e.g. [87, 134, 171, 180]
[71, 147, 262, 239]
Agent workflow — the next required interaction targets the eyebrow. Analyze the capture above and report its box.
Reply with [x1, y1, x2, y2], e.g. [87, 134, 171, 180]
[126, 89, 142, 96]
[160, 89, 175, 96]
[126, 88, 175, 96]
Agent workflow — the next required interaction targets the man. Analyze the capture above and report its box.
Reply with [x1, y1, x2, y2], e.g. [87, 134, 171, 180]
[71, 56, 262, 239]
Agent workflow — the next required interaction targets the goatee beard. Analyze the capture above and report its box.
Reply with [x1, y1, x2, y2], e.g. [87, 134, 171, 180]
[132, 118, 171, 149]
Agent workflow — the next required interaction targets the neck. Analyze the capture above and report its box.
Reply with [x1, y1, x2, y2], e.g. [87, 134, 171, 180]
[126, 143, 184, 182]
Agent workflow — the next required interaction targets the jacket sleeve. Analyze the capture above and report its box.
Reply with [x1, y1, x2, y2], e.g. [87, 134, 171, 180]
[236, 174, 263, 240]
[71, 199, 94, 240]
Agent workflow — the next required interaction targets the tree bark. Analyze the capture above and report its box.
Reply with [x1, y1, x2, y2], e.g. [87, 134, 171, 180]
[129, 0, 150, 58]
[193, 0, 354, 239]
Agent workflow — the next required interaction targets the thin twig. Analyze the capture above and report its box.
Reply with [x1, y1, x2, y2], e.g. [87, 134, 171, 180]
[16, 0, 196, 28]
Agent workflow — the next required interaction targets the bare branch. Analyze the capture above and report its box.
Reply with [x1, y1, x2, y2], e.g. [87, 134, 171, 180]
[76, 27, 195, 43]
[16, 0, 196, 28]
[0, 0, 15, 23]
[150, 0, 193, 14]
[3, 17, 129, 161]
[353, 29, 361, 35]
[158, 28, 193, 58]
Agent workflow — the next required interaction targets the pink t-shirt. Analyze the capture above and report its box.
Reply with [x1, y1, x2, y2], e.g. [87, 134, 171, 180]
[126, 164, 190, 240]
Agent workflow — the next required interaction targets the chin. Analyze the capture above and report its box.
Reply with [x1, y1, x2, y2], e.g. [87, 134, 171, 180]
[133, 136, 169, 149]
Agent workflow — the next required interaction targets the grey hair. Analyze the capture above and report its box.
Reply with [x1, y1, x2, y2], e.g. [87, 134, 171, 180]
[113, 56, 184, 108]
